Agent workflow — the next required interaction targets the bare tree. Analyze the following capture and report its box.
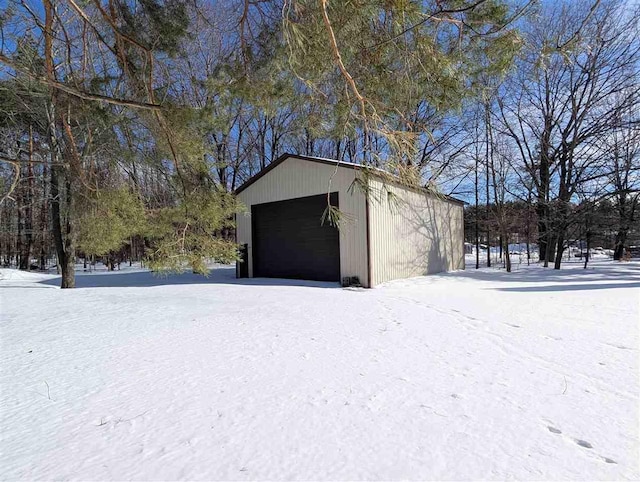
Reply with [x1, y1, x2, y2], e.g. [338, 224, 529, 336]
[497, 0, 640, 268]
[608, 106, 640, 259]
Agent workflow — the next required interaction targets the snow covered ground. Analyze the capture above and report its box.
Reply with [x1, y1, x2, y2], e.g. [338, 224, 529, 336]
[1, 260, 638, 480]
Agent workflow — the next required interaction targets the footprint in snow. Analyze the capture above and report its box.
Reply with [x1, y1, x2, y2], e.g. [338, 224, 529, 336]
[604, 342, 633, 350]
[574, 439, 593, 449]
[545, 422, 616, 464]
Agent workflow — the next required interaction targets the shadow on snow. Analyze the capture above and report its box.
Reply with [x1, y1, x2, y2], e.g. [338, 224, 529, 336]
[37, 267, 340, 289]
[493, 282, 640, 292]
[33, 261, 640, 292]
[446, 261, 640, 292]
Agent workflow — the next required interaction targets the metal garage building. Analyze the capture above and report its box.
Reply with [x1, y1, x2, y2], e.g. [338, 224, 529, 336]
[235, 154, 464, 287]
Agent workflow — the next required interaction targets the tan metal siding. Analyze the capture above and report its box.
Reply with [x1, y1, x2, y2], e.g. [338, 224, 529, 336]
[236, 157, 369, 286]
[368, 179, 464, 286]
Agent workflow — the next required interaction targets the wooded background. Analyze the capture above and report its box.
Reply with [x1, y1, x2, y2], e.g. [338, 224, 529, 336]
[1, 0, 638, 287]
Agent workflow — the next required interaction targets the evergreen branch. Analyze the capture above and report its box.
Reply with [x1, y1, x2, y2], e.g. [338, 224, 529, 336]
[364, 12, 464, 52]
[318, 0, 367, 122]
[90, 0, 152, 55]
[64, 0, 118, 57]
[0, 54, 163, 111]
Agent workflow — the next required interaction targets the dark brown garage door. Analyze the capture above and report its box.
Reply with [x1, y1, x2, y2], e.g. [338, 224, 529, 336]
[252, 193, 340, 281]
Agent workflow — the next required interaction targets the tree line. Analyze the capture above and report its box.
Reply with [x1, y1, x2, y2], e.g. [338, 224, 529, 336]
[461, 0, 639, 272]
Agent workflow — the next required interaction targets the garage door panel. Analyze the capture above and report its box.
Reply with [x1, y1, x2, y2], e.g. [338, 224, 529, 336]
[252, 193, 340, 281]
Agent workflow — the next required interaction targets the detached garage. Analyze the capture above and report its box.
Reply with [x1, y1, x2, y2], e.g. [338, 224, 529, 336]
[235, 154, 464, 287]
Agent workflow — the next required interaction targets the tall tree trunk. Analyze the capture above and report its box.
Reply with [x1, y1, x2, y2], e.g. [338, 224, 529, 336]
[553, 230, 565, 270]
[537, 202, 548, 262]
[44, 0, 75, 289]
[50, 165, 75, 288]
[475, 164, 479, 270]
[485, 106, 491, 268]
[40, 160, 49, 271]
[543, 231, 553, 268]
[537, 129, 551, 262]
[16, 168, 24, 268]
[583, 214, 591, 269]
[525, 198, 531, 266]
[46, 106, 76, 288]
[0, 204, 5, 266]
[613, 229, 628, 260]
[60, 249, 75, 287]
[20, 126, 35, 270]
[613, 198, 628, 260]
[0, 204, 4, 266]
[552, 181, 571, 269]
[504, 233, 511, 272]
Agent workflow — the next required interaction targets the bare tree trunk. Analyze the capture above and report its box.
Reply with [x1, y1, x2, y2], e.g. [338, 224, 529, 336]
[47, 105, 76, 288]
[537, 158, 550, 262]
[44, 0, 75, 289]
[583, 214, 591, 269]
[475, 139, 480, 269]
[485, 105, 491, 268]
[474, 210, 480, 270]
[553, 197, 570, 269]
[60, 250, 75, 287]
[553, 232, 564, 270]
[613, 197, 629, 260]
[613, 229, 628, 260]
[50, 164, 75, 288]
[0, 204, 4, 266]
[3, 202, 10, 266]
[16, 167, 24, 268]
[543, 231, 553, 268]
[525, 198, 531, 266]
[537, 204, 548, 262]
[504, 233, 511, 272]
[20, 126, 35, 270]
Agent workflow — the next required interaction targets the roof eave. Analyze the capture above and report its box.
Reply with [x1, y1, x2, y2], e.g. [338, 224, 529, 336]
[233, 153, 466, 206]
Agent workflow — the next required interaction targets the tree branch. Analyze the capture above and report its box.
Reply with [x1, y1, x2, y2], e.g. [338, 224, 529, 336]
[318, 0, 367, 121]
[0, 53, 163, 111]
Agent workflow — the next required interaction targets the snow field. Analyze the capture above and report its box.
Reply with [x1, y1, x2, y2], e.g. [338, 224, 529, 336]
[0, 260, 638, 480]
